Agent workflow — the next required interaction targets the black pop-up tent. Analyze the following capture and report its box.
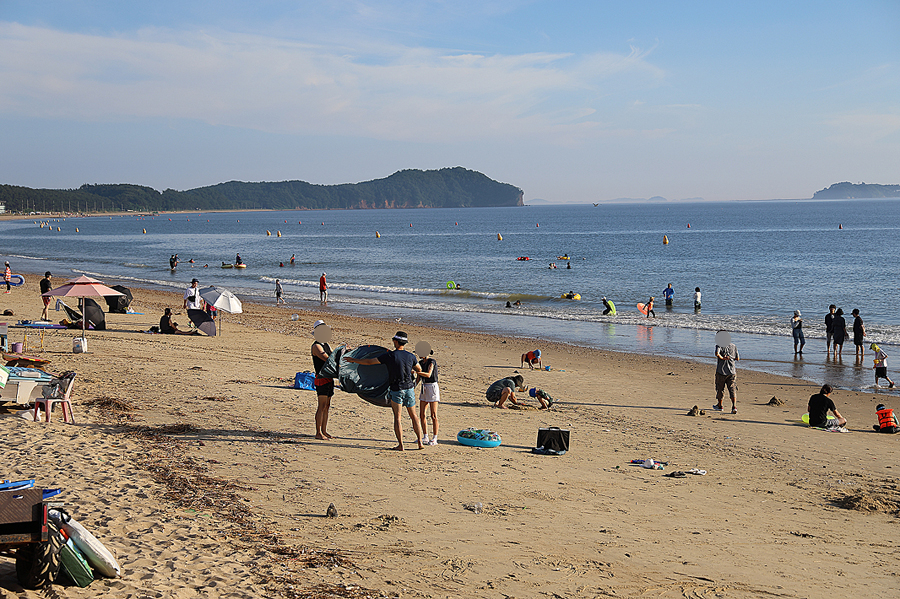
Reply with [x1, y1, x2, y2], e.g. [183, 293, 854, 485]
[61, 298, 107, 330]
[318, 345, 392, 407]
[104, 285, 133, 313]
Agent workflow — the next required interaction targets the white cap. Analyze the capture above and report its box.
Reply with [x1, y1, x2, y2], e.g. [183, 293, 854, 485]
[312, 319, 326, 330]
[794, 310, 801, 316]
[321, 272, 326, 276]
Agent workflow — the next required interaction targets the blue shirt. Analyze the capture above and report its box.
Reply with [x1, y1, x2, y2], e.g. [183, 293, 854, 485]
[378, 349, 418, 391]
[663, 287, 674, 300]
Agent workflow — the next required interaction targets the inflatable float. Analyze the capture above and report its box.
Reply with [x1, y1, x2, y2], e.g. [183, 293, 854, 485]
[49, 509, 121, 578]
[234, 263, 246, 268]
[457, 428, 502, 448]
[221, 263, 233, 268]
[9, 274, 24, 287]
[637, 303, 649, 315]
[560, 292, 581, 300]
[516, 257, 530, 261]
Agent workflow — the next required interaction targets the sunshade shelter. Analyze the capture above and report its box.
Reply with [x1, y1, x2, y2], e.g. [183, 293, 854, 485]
[42, 275, 124, 342]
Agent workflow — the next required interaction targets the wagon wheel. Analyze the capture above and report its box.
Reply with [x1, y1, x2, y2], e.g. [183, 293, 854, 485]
[15, 521, 63, 589]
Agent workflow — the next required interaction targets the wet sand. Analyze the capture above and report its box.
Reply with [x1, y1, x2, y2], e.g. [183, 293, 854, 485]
[1, 273, 898, 598]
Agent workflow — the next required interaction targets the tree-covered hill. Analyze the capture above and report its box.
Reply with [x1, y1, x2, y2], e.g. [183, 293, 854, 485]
[0, 167, 524, 213]
[813, 182, 900, 199]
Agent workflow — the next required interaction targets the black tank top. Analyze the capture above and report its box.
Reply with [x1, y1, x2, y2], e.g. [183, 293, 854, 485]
[311, 342, 332, 375]
[419, 358, 438, 383]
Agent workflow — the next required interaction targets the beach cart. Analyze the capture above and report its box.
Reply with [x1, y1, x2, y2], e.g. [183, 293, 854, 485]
[0, 486, 63, 589]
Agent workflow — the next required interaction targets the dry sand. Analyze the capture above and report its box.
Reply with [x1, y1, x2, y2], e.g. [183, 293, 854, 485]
[1, 273, 898, 598]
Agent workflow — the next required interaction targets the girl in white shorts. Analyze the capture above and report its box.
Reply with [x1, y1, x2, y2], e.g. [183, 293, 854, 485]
[416, 343, 440, 446]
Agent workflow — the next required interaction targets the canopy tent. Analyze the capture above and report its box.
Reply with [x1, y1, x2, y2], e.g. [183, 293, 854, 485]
[42, 275, 123, 341]
[318, 345, 392, 407]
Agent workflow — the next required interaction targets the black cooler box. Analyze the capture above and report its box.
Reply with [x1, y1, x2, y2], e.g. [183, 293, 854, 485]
[536, 427, 570, 452]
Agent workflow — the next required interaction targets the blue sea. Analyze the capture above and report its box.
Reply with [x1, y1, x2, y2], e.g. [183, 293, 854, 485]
[3, 198, 900, 396]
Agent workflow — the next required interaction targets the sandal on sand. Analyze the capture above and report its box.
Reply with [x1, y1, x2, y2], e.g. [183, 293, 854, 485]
[731, 408, 738, 414]
[664, 471, 687, 478]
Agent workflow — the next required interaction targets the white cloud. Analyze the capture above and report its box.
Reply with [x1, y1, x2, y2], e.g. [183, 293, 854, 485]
[0, 22, 665, 144]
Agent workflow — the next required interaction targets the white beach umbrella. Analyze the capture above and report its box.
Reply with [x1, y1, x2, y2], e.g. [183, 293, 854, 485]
[197, 286, 242, 335]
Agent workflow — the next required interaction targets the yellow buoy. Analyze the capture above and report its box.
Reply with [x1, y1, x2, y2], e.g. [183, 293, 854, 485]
[142, 229, 146, 234]
[663, 235, 669, 245]
[376, 231, 381, 238]
[57, 227, 61, 231]
[497, 233, 503, 241]
[277, 231, 281, 237]
[75, 228, 79, 232]
[266, 230, 271, 236]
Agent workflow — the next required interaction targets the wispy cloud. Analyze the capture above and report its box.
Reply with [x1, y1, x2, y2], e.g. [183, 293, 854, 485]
[0, 22, 664, 143]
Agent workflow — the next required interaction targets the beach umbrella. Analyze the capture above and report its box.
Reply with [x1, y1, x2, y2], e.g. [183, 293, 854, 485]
[197, 286, 242, 335]
[42, 275, 124, 342]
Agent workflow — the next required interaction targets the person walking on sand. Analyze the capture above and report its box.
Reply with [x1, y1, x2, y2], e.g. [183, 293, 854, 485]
[713, 331, 740, 414]
[807, 384, 846, 429]
[645, 296, 655, 318]
[319, 272, 328, 303]
[345, 331, 424, 450]
[3, 262, 11, 294]
[832, 308, 848, 357]
[663, 283, 674, 307]
[791, 310, 805, 355]
[275, 279, 285, 305]
[852, 309, 866, 357]
[416, 342, 440, 446]
[39, 272, 52, 320]
[311, 320, 335, 440]
[824, 304, 836, 354]
[870, 343, 895, 388]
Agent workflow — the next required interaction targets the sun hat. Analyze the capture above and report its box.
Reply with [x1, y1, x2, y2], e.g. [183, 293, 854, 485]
[794, 310, 801, 316]
[312, 319, 326, 330]
[534, 349, 541, 357]
[392, 331, 408, 344]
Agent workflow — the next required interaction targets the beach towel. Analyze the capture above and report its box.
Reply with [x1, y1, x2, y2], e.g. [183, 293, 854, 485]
[318, 344, 392, 407]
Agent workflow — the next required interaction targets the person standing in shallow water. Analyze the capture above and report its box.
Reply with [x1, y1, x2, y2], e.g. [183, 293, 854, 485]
[852, 309, 865, 358]
[319, 272, 328, 303]
[832, 308, 848, 357]
[824, 304, 836, 354]
[791, 310, 805, 355]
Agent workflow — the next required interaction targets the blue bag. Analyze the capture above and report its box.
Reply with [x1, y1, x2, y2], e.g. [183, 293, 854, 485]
[294, 371, 316, 390]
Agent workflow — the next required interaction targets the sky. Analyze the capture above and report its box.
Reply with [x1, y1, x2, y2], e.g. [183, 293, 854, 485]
[0, 1, 898, 203]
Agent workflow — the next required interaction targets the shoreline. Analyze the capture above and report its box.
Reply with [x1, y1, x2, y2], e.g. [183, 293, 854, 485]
[2, 270, 899, 598]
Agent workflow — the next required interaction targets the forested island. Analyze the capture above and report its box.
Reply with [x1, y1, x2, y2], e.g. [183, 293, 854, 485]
[0, 167, 524, 214]
[813, 182, 900, 199]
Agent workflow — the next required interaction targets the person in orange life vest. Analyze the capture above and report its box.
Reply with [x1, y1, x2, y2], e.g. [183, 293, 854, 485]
[873, 404, 900, 434]
[521, 349, 542, 369]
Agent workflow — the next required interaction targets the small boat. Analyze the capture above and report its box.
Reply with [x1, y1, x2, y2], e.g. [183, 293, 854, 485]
[234, 263, 247, 269]
[221, 263, 234, 269]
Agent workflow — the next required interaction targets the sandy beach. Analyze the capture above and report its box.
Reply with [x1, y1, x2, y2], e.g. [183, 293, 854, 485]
[1, 272, 899, 599]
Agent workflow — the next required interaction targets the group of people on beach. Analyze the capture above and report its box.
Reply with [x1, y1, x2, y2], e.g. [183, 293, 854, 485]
[310, 322, 440, 450]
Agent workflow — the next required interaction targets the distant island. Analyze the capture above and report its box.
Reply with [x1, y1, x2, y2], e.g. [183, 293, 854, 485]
[813, 182, 900, 199]
[0, 167, 524, 213]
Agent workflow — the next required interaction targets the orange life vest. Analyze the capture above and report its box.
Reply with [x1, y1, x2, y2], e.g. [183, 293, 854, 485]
[877, 408, 896, 429]
[526, 351, 538, 362]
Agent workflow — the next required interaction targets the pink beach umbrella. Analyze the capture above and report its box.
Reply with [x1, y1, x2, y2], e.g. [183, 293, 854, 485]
[42, 275, 124, 341]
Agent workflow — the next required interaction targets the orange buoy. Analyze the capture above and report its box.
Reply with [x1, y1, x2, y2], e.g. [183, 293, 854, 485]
[663, 235, 669, 245]
[75, 228, 79, 232]
[410, 223, 412, 227]
[455, 222, 458, 225]
[266, 230, 271, 236]
[376, 231, 381, 238]
[142, 228, 146, 234]
[839, 224, 843, 229]
[687, 224, 691, 228]
[497, 233, 503, 241]
[536, 223, 539, 227]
